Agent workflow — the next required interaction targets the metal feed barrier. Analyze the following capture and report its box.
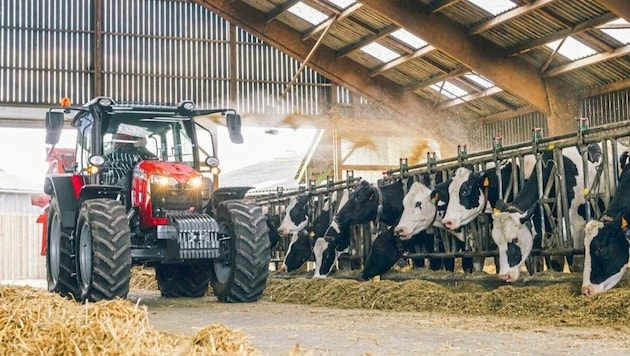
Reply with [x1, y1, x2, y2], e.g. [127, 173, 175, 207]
[255, 119, 630, 274]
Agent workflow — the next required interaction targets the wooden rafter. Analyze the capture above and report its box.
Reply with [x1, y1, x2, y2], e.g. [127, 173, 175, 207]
[302, 2, 362, 41]
[405, 67, 468, 92]
[543, 43, 630, 77]
[266, 0, 300, 24]
[370, 45, 436, 77]
[336, 25, 398, 58]
[437, 86, 503, 110]
[428, 0, 462, 13]
[506, 13, 617, 56]
[596, 0, 630, 23]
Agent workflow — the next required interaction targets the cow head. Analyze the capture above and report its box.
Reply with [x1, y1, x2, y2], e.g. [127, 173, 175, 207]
[491, 202, 536, 282]
[582, 214, 630, 297]
[334, 180, 380, 227]
[313, 221, 351, 278]
[361, 227, 401, 280]
[282, 231, 315, 272]
[277, 194, 311, 235]
[442, 167, 488, 230]
[394, 182, 438, 239]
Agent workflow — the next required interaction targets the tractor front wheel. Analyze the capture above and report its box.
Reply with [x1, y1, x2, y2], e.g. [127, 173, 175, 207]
[75, 198, 131, 302]
[211, 200, 270, 302]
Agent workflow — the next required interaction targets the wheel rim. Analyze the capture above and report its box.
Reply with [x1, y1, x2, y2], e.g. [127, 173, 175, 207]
[78, 221, 93, 290]
[214, 223, 232, 284]
[49, 212, 61, 283]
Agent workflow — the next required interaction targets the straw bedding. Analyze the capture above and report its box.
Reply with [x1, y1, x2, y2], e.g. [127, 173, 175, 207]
[0, 284, 256, 355]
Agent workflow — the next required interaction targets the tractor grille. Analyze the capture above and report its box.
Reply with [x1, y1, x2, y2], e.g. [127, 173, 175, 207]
[152, 184, 201, 215]
[169, 212, 220, 259]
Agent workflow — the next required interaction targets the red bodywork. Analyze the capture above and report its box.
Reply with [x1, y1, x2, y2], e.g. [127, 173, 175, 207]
[132, 160, 202, 228]
[32, 148, 76, 256]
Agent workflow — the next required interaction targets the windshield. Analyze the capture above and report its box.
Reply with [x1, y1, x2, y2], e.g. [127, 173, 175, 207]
[103, 117, 197, 166]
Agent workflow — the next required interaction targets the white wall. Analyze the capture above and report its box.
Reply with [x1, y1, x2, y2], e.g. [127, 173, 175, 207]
[0, 191, 46, 280]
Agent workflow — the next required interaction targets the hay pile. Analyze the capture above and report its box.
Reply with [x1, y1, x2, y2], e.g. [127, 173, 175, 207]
[263, 277, 630, 328]
[130, 266, 159, 290]
[0, 285, 256, 355]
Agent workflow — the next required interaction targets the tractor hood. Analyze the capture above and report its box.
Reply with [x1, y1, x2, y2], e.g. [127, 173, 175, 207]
[136, 160, 201, 182]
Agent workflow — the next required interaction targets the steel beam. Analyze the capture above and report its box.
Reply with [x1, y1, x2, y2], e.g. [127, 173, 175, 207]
[596, 0, 630, 23]
[360, 0, 579, 134]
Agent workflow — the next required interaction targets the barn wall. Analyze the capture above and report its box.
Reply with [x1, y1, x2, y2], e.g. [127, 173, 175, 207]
[0, 191, 45, 280]
[469, 88, 630, 152]
[0, 0, 329, 115]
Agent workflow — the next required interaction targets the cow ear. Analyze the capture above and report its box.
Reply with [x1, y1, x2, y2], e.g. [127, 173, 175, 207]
[360, 180, 370, 188]
[430, 191, 439, 203]
[621, 217, 628, 230]
[495, 199, 508, 212]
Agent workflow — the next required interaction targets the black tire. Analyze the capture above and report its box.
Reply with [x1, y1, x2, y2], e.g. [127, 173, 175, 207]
[156, 264, 211, 298]
[211, 200, 270, 303]
[75, 198, 131, 302]
[46, 197, 78, 298]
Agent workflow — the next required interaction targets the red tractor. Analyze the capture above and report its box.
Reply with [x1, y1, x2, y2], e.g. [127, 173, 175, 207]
[43, 97, 270, 302]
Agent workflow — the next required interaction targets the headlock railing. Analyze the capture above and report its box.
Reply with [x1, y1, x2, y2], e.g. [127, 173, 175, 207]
[254, 118, 630, 274]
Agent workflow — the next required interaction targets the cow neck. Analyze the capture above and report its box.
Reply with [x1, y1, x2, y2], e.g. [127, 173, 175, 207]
[373, 184, 384, 229]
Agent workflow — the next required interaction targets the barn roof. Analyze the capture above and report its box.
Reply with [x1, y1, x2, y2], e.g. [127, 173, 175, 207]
[219, 158, 304, 191]
[200, 0, 630, 147]
[0, 169, 42, 194]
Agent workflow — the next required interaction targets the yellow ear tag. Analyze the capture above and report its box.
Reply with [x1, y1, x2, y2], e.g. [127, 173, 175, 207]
[482, 177, 490, 187]
[621, 217, 628, 230]
[433, 193, 439, 202]
[493, 208, 500, 214]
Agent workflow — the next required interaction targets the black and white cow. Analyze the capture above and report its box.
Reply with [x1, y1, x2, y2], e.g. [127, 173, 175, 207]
[282, 191, 345, 272]
[441, 161, 520, 231]
[313, 179, 406, 278]
[277, 194, 311, 236]
[582, 153, 630, 296]
[492, 145, 611, 283]
[391, 178, 461, 272]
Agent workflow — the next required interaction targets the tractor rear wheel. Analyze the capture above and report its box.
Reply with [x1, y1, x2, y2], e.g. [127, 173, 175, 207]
[46, 197, 78, 298]
[75, 198, 131, 302]
[211, 200, 270, 302]
[156, 264, 211, 298]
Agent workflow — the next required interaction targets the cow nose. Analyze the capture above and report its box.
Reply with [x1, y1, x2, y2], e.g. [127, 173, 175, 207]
[277, 227, 286, 235]
[394, 226, 405, 235]
[499, 273, 513, 283]
[582, 285, 595, 297]
[443, 220, 453, 229]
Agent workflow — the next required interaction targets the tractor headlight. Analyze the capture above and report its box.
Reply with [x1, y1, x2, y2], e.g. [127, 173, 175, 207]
[150, 174, 178, 186]
[89, 155, 105, 166]
[188, 176, 202, 188]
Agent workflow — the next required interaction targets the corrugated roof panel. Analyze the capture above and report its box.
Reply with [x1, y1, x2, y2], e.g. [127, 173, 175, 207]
[323, 19, 375, 51]
[349, 5, 395, 30]
[423, 50, 462, 71]
[478, 12, 566, 50]
[394, 58, 448, 82]
[546, 0, 608, 25]
[381, 69, 416, 87]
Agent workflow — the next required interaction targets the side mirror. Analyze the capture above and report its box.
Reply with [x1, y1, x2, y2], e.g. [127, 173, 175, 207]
[226, 113, 243, 144]
[45, 111, 64, 145]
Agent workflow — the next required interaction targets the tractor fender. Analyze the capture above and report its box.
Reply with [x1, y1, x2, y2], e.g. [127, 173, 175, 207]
[212, 186, 253, 206]
[44, 175, 79, 230]
[44, 175, 125, 229]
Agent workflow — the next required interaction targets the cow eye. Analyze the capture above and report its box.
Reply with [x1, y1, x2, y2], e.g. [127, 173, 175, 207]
[462, 186, 471, 196]
[415, 201, 422, 209]
[594, 247, 603, 256]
